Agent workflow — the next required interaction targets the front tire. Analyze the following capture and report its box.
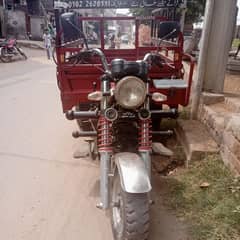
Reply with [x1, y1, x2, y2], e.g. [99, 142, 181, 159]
[111, 172, 150, 240]
[17, 47, 27, 60]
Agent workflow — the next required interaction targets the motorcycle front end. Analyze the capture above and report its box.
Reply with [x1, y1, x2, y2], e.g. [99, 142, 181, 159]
[64, 46, 177, 239]
[88, 52, 153, 240]
[65, 49, 154, 240]
[56, 11, 191, 240]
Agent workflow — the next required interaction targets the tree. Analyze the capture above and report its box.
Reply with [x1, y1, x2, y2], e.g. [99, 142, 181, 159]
[185, 0, 206, 24]
[129, 0, 207, 24]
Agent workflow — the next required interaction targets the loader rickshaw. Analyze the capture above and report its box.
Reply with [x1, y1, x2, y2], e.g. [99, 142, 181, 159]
[54, 1, 194, 239]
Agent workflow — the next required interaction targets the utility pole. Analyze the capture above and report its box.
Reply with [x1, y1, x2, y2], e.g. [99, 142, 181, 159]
[40, 1, 48, 29]
[191, 0, 237, 119]
[1, 0, 6, 37]
[191, 0, 215, 119]
[180, 0, 187, 32]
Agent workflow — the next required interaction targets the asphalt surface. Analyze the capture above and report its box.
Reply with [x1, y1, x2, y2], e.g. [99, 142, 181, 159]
[0, 49, 189, 240]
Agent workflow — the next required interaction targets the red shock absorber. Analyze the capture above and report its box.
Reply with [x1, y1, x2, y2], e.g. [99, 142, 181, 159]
[139, 119, 152, 152]
[98, 115, 113, 152]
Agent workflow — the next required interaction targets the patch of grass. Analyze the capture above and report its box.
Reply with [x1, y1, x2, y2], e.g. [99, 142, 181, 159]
[164, 155, 240, 240]
[160, 118, 177, 130]
[232, 39, 240, 48]
[179, 106, 191, 120]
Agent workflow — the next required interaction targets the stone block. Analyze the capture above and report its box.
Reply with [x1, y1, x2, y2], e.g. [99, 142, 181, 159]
[226, 115, 240, 142]
[176, 120, 219, 164]
[224, 97, 240, 113]
[222, 131, 240, 159]
[199, 105, 225, 144]
[221, 145, 240, 175]
[201, 92, 225, 105]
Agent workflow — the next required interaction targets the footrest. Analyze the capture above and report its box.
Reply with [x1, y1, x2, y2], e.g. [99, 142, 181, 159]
[153, 79, 188, 89]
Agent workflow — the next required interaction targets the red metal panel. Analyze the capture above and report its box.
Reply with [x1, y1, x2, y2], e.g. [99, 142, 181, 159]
[55, 16, 194, 112]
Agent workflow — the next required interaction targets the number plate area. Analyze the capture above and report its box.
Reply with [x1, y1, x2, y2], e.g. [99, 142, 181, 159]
[60, 0, 183, 9]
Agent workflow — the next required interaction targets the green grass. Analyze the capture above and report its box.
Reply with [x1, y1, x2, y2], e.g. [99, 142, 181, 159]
[232, 39, 240, 48]
[164, 155, 240, 240]
[179, 106, 191, 120]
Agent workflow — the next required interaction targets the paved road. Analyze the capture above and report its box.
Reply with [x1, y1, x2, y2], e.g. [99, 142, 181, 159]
[0, 49, 189, 240]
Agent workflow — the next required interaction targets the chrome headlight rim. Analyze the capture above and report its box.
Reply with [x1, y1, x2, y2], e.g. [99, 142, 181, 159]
[114, 76, 147, 110]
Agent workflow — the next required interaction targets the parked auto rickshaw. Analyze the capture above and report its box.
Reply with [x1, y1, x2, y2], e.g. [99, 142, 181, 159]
[54, 1, 194, 239]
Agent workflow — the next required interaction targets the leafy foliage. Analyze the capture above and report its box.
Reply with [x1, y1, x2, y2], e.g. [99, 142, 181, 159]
[129, 0, 207, 24]
[185, 0, 206, 24]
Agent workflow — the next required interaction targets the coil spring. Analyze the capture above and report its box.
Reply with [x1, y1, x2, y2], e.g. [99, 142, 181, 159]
[139, 119, 152, 151]
[98, 116, 113, 152]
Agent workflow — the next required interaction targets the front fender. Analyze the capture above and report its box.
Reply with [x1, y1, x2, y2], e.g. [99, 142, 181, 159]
[115, 152, 152, 194]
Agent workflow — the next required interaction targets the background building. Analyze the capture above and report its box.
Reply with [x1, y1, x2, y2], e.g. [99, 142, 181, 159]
[0, 0, 54, 39]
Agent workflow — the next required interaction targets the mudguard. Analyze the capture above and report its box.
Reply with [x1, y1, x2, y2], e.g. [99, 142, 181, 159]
[115, 152, 152, 194]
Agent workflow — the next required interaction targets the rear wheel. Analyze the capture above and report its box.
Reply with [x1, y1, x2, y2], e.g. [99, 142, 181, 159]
[0, 48, 12, 63]
[111, 172, 150, 240]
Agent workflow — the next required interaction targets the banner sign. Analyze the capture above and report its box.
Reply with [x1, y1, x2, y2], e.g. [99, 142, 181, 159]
[63, 0, 183, 9]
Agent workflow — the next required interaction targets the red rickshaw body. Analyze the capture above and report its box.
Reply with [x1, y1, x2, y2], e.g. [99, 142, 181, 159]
[54, 5, 196, 238]
[55, 16, 195, 113]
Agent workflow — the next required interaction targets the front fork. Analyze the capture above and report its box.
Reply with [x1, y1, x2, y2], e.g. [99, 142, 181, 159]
[98, 120, 152, 210]
[140, 151, 151, 179]
[139, 81, 152, 178]
[98, 80, 152, 209]
[139, 118, 152, 179]
[98, 77, 113, 210]
[98, 151, 111, 209]
[97, 115, 112, 209]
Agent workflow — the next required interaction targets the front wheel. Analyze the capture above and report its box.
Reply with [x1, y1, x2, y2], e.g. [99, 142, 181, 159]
[111, 172, 150, 240]
[17, 47, 27, 60]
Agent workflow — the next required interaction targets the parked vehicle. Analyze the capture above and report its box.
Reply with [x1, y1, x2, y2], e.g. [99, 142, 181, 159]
[0, 39, 27, 63]
[54, 3, 194, 240]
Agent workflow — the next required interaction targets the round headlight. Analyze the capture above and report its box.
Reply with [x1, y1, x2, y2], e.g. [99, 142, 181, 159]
[114, 76, 147, 109]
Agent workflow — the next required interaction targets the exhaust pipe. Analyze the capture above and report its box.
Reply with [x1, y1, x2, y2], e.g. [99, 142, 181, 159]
[72, 131, 97, 138]
[66, 110, 99, 120]
[151, 109, 178, 118]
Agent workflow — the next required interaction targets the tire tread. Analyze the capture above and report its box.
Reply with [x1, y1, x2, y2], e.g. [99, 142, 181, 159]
[123, 193, 150, 240]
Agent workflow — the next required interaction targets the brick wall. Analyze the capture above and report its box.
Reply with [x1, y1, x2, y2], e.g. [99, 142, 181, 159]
[199, 94, 240, 175]
[221, 116, 240, 174]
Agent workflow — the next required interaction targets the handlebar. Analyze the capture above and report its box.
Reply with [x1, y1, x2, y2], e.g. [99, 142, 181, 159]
[67, 48, 110, 74]
[91, 48, 110, 74]
[143, 53, 153, 62]
[143, 52, 174, 69]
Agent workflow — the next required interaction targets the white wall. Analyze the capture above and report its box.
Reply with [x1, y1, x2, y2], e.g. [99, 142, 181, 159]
[6, 10, 26, 39]
[30, 16, 44, 40]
